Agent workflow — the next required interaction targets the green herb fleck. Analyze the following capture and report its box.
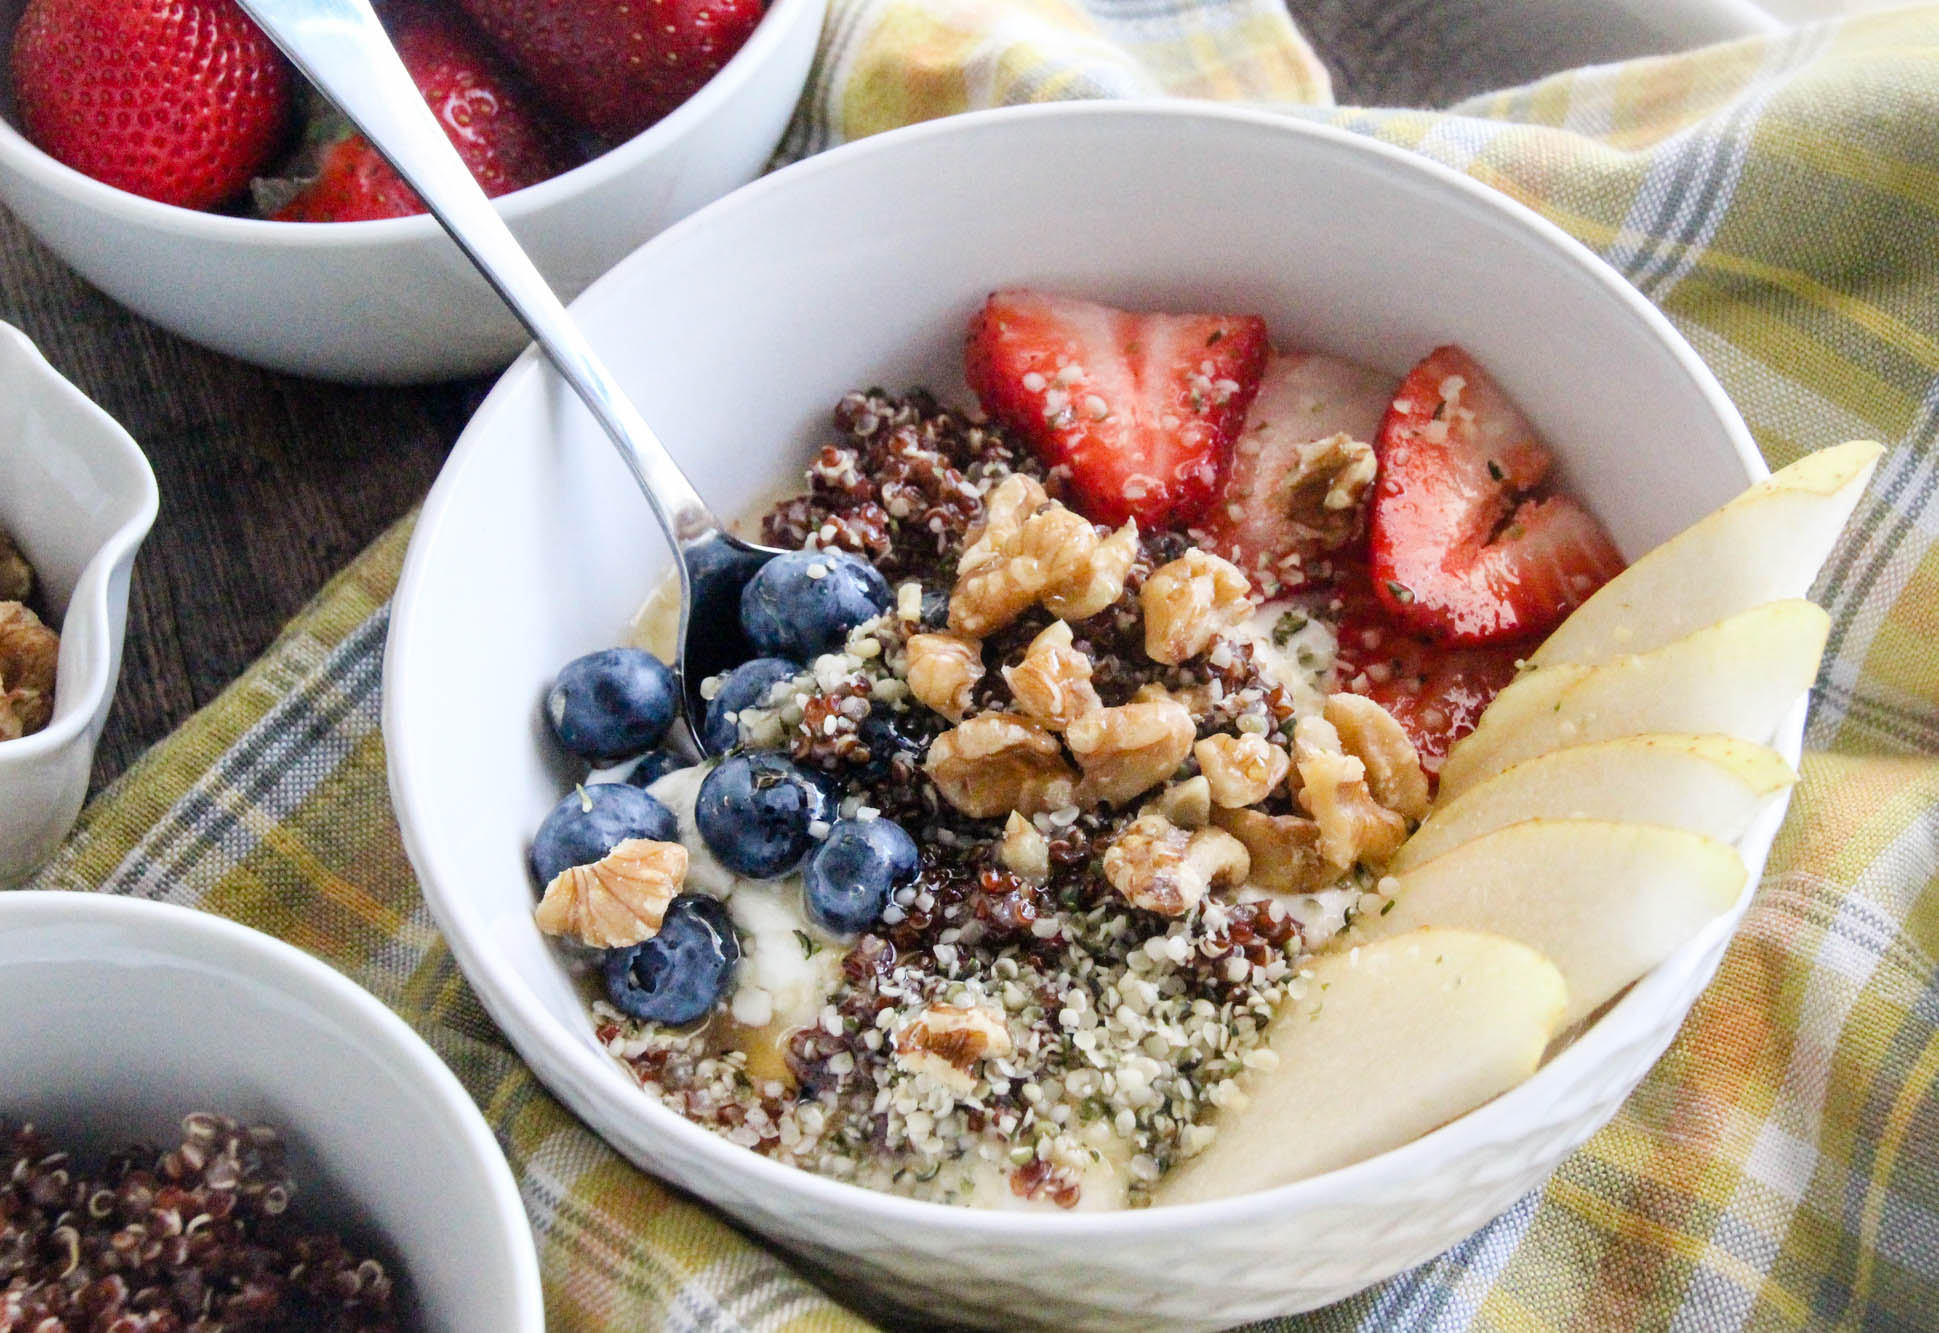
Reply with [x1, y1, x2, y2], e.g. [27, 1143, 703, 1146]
[1384, 580, 1416, 605]
[1272, 611, 1310, 647]
[1487, 459, 1504, 481]
[794, 929, 820, 959]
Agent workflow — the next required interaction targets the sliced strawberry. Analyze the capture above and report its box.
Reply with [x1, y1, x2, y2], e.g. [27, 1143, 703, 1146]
[1369, 345, 1624, 645]
[1329, 570, 1525, 779]
[1195, 349, 1396, 597]
[965, 291, 1268, 528]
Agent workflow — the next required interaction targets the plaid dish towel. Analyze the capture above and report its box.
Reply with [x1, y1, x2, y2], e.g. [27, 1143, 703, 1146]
[26, 3, 1939, 1330]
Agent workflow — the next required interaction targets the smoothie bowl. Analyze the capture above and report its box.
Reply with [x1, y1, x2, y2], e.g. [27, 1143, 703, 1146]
[384, 102, 1841, 1329]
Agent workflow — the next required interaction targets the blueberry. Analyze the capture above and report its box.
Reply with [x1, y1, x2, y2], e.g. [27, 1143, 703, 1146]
[918, 585, 949, 630]
[545, 648, 677, 763]
[623, 749, 689, 790]
[603, 894, 740, 1025]
[701, 657, 801, 754]
[802, 818, 919, 935]
[856, 705, 924, 781]
[740, 550, 892, 660]
[695, 752, 835, 878]
[530, 783, 677, 886]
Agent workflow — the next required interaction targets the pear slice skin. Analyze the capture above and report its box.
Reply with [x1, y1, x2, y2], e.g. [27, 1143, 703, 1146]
[1364, 820, 1747, 1028]
[1391, 734, 1795, 873]
[1438, 599, 1828, 799]
[1157, 928, 1566, 1205]
[1533, 440, 1880, 668]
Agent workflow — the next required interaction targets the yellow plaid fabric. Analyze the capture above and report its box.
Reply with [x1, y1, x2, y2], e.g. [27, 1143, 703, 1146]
[23, 4, 1939, 1330]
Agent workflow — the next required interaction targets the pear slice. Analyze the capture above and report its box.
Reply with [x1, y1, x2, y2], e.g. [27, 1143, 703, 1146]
[1438, 599, 1828, 799]
[1391, 735, 1795, 872]
[1364, 820, 1746, 1028]
[1533, 440, 1880, 667]
[1157, 928, 1566, 1204]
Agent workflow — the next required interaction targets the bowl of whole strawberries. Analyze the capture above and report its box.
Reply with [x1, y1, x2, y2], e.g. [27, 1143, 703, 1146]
[386, 102, 1873, 1329]
[0, 0, 825, 382]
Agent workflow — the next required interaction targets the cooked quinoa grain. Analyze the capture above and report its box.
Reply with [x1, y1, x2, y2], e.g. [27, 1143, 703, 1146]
[0, 1115, 399, 1332]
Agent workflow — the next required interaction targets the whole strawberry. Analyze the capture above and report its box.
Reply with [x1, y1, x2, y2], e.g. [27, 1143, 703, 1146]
[273, 2, 576, 223]
[11, 0, 293, 210]
[450, 0, 765, 142]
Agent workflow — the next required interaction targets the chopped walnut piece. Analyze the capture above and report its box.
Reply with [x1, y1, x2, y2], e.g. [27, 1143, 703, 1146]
[1066, 697, 1195, 808]
[1194, 733, 1292, 809]
[1152, 775, 1212, 829]
[0, 530, 30, 602]
[1274, 432, 1379, 551]
[1211, 808, 1336, 893]
[999, 812, 1051, 882]
[1292, 715, 1409, 869]
[906, 631, 984, 721]
[959, 472, 1048, 569]
[1003, 620, 1101, 731]
[534, 838, 686, 948]
[1141, 549, 1252, 665]
[1324, 692, 1430, 821]
[925, 713, 1077, 819]
[0, 601, 58, 741]
[949, 475, 1138, 635]
[1102, 814, 1249, 916]
[895, 1003, 1014, 1094]
[1044, 518, 1138, 620]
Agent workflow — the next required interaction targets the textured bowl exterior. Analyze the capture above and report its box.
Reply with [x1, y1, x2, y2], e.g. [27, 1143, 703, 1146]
[385, 104, 1786, 1329]
[0, 321, 156, 885]
[0, 0, 825, 383]
[0, 892, 546, 1332]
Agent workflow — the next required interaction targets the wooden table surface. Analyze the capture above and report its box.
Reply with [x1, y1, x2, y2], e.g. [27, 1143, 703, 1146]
[0, 0, 1702, 795]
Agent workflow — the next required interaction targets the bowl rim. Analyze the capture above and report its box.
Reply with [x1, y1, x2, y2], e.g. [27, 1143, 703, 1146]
[0, 0, 825, 242]
[387, 98, 1775, 1239]
[0, 319, 157, 766]
[0, 888, 548, 1329]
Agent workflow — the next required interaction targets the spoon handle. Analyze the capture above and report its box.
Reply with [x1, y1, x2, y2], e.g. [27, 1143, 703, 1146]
[236, 0, 724, 548]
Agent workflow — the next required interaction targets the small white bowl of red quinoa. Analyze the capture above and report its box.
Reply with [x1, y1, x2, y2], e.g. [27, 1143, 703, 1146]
[384, 101, 1777, 1329]
[0, 891, 544, 1332]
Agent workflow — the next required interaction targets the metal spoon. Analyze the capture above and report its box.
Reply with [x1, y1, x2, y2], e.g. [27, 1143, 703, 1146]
[234, 0, 778, 754]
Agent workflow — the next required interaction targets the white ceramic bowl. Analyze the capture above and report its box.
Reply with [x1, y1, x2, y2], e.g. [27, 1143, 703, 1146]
[384, 103, 1784, 1330]
[0, 890, 545, 1331]
[0, 0, 825, 383]
[0, 321, 156, 886]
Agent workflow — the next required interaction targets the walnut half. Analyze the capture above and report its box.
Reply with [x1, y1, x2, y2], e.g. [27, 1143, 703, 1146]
[1141, 550, 1252, 665]
[1002, 620, 1101, 731]
[895, 1004, 1014, 1095]
[1194, 733, 1291, 809]
[1066, 697, 1195, 808]
[1323, 692, 1430, 821]
[949, 475, 1138, 636]
[534, 838, 687, 948]
[1102, 814, 1250, 916]
[925, 713, 1077, 819]
[1292, 714, 1409, 869]
[0, 601, 58, 741]
[1211, 807, 1335, 894]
